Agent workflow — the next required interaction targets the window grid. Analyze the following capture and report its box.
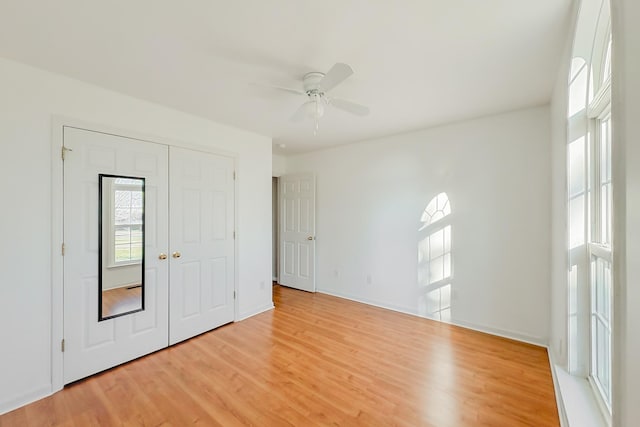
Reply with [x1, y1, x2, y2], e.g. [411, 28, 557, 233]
[112, 181, 143, 265]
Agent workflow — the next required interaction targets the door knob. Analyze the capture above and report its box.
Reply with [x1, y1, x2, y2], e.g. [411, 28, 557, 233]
[307, 236, 315, 241]
[158, 253, 168, 260]
[172, 251, 182, 259]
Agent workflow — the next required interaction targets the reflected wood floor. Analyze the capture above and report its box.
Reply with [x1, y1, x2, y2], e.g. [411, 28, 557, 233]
[0, 285, 559, 426]
[102, 286, 142, 318]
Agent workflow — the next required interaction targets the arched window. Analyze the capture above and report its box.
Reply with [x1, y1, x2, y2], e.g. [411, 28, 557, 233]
[566, 0, 612, 414]
[418, 193, 452, 322]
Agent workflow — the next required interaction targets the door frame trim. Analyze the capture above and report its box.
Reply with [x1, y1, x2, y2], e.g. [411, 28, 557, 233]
[50, 116, 239, 393]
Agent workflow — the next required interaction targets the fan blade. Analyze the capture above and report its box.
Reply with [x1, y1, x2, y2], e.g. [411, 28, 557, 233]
[329, 98, 370, 116]
[290, 103, 307, 122]
[319, 63, 354, 92]
[250, 82, 306, 96]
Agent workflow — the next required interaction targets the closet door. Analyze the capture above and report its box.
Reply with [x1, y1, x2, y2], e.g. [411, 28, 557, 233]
[169, 147, 235, 345]
[63, 127, 169, 384]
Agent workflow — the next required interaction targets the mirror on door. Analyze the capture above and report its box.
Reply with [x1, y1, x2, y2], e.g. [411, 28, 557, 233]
[99, 175, 145, 320]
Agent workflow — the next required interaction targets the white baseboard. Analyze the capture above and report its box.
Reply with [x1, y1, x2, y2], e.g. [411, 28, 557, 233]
[548, 350, 570, 427]
[236, 303, 275, 322]
[0, 384, 51, 416]
[317, 287, 546, 347]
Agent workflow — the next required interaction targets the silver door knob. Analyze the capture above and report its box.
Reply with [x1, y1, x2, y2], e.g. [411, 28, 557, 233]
[158, 253, 168, 260]
[172, 251, 182, 259]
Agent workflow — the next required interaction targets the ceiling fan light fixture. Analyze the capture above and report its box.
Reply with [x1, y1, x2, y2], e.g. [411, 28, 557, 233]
[304, 99, 325, 119]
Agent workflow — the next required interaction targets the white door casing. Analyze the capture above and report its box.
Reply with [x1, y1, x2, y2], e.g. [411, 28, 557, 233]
[63, 127, 169, 384]
[279, 174, 316, 292]
[169, 147, 235, 345]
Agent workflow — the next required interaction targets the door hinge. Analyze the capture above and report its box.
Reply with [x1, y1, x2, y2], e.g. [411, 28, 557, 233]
[61, 339, 65, 352]
[61, 146, 73, 161]
[233, 231, 236, 239]
[233, 171, 236, 180]
[233, 290, 236, 300]
[61, 243, 65, 256]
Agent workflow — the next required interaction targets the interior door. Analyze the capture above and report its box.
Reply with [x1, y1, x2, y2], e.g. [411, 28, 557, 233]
[279, 174, 316, 292]
[63, 127, 169, 384]
[169, 147, 235, 345]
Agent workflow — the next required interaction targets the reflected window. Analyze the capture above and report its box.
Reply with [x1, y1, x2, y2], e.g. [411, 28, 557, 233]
[112, 178, 144, 266]
[418, 193, 452, 322]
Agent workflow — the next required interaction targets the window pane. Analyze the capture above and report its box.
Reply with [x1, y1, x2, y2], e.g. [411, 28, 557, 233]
[569, 63, 588, 116]
[603, 37, 612, 84]
[569, 137, 586, 198]
[115, 244, 131, 262]
[131, 208, 143, 224]
[601, 185, 609, 244]
[569, 195, 585, 249]
[130, 244, 143, 261]
[114, 190, 132, 208]
[130, 226, 143, 244]
[591, 255, 612, 406]
[115, 208, 131, 225]
[131, 191, 143, 208]
[115, 226, 131, 244]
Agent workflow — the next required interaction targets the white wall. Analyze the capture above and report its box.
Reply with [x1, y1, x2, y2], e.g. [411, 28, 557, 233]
[287, 106, 552, 344]
[272, 154, 287, 177]
[611, 0, 640, 425]
[548, 1, 577, 370]
[0, 57, 273, 413]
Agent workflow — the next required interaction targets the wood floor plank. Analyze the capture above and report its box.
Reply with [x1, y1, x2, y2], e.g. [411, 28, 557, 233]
[0, 285, 559, 426]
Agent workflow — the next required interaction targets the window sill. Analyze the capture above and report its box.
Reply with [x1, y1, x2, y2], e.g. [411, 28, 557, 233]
[551, 362, 608, 427]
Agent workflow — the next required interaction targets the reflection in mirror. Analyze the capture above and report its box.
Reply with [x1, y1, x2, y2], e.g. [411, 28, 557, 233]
[99, 175, 145, 320]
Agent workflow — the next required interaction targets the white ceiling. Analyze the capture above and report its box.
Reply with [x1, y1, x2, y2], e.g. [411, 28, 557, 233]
[0, 1, 571, 154]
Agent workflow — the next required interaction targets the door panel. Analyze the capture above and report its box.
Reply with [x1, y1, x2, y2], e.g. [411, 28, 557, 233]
[63, 127, 169, 384]
[169, 147, 235, 345]
[279, 174, 316, 292]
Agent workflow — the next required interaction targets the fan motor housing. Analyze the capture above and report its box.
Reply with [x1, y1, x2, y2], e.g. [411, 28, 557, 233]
[303, 72, 325, 94]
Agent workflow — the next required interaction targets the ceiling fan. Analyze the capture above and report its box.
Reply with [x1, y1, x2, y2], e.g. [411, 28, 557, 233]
[257, 63, 370, 132]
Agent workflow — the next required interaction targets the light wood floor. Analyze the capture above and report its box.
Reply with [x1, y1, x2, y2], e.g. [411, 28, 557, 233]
[0, 285, 559, 426]
[101, 286, 142, 318]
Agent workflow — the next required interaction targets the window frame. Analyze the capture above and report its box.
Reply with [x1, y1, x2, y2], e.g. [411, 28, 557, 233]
[586, 74, 612, 418]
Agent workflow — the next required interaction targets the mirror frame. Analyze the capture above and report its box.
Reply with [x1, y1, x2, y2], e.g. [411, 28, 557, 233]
[98, 174, 146, 321]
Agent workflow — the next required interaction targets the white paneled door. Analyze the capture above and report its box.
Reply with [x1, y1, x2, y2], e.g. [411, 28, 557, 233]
[63, 127, 169, 384]
[279, 174, 316, 292]
[63, 128, 236, 383]
[169, 147, 235, 345]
